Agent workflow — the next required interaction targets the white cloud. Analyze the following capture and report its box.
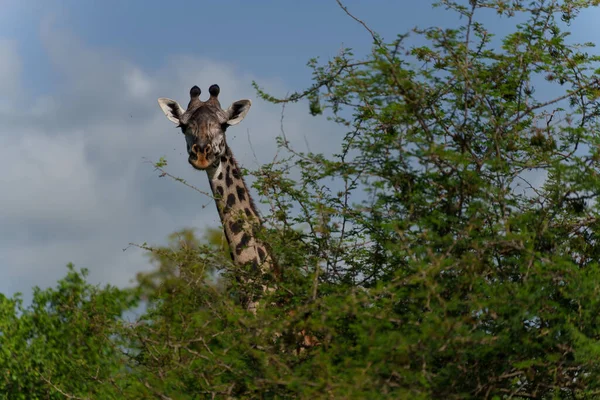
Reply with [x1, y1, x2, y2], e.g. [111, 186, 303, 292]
[0, 133, 97, 222]
[125, 67, 153, 99]
[0, 20, 343, 303]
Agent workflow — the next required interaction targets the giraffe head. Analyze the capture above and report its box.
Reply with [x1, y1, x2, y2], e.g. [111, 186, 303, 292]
[158, 85, 251, 170]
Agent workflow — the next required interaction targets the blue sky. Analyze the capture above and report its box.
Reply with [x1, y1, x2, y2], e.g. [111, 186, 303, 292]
[1, 0, 599, 303]
[1, 1, 444, 95]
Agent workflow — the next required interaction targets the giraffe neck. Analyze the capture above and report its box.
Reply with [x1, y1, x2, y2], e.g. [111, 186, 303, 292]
[206, 146, 276, 277]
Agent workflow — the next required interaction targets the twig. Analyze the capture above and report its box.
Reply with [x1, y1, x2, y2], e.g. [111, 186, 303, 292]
[39, 374, 89, 400]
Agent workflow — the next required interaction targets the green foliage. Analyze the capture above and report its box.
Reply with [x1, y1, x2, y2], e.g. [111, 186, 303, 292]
[250, 0, 600, 397]
[0, 265, 136, 399]
[5, 1, 600, 398]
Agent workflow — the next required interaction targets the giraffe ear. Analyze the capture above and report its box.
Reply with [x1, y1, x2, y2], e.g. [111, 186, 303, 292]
[225, 99, 252, 126]
[158, 98, 185, 125]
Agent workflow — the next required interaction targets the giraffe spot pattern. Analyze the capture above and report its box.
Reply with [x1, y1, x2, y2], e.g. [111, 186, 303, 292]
[216, 186, 224, 197]
[235, 233, 250, 255]
[226, 193, 236, 209]
[221, 155, 228, 163]
[217, 172, 223, 180]
[232, 167, 241, 179]
[225, 166, 233, 187]
[236, 186, 246, 201]
[230, 219, 242, 234]
[245, 208, 252, 217]
[257, 247, 266, 262]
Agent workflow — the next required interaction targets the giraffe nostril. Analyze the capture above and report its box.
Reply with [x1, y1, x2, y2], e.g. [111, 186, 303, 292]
[191, 144, 200, 154]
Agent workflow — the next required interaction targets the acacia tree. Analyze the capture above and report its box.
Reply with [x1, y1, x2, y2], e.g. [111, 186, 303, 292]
[247, 0, 600, 398]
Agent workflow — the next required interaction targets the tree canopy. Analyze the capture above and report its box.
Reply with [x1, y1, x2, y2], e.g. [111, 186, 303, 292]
[4, 0, 600, 398]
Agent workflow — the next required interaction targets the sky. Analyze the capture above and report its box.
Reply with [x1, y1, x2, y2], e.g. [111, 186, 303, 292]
[1, 0, 599, 303]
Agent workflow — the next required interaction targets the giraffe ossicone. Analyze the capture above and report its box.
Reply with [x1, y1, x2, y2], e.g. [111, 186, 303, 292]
[158, 85, 278, 309]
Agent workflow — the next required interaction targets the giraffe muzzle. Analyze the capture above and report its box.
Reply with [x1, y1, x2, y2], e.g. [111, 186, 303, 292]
[189, 143, 213, 170]
[191, 143, 211, 156]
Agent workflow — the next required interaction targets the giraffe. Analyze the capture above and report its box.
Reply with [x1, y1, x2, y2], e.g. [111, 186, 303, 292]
[158, 85, 318, 352]
[157, 84, 278, 311]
